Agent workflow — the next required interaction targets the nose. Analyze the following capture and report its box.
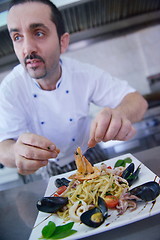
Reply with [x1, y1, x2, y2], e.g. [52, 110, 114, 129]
[23, 35, 38, 57]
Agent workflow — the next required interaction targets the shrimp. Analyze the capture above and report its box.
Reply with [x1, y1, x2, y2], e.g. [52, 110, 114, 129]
[69, 147, 100, 180]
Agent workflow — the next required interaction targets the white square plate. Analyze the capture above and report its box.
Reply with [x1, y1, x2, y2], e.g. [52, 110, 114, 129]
[29, 153, 160, 240]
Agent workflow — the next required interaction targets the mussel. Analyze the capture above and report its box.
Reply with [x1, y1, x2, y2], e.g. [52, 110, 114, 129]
[80, 197, 108, 228]
[37, 196, 68, 213]
[97, 196, 108, 219]
[122, 163, 141, 186]
[55, 178, 70, 188]
[130, 181, 160, 201]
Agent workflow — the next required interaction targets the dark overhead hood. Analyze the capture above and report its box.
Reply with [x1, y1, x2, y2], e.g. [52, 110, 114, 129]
[0, 0, 160, 70]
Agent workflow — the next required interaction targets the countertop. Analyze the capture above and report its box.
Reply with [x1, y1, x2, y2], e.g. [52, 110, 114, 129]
[0, 146, 160, 240]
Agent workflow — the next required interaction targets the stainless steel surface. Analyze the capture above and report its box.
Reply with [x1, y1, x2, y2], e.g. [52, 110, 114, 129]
[0, 147, 160, 240]
[0, 166, 43, 191]
[0, 179, 48, 240]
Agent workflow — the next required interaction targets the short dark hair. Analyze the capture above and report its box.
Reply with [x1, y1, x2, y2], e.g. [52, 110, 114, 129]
[9, 0, 66, 40]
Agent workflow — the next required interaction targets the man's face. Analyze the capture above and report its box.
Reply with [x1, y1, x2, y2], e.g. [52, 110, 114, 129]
[7, 2, 62, 80]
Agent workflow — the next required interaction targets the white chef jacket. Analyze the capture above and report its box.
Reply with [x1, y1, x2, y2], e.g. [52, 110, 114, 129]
[0, 57, 135, 166]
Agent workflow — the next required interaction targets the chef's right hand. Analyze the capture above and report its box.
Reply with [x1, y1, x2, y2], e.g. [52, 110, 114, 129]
[13, 133, 60, 175]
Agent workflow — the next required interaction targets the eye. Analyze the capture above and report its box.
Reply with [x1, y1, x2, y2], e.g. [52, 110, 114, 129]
[36, 31, 44, 37]
[13, 34, 22, 42]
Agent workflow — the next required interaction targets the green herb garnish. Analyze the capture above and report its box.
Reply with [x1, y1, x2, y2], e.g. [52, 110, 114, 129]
[42, 221, 56, 239]
[114, 157, 132, 168]
[39, 221, 77, 239]
[105, 191, 112, 196]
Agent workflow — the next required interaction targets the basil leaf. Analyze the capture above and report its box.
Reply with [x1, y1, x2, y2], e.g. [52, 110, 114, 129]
[40, 221, 77, 240]
[114, 159, 125, 167]
[114, 158, 132, 168]
[42, 221, 56, 239]
[124, 157, 132, 164]
[53, 222, 74, 235]
[50, 229, 77, 239]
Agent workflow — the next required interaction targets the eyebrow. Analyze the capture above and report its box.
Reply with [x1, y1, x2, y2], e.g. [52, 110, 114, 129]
[29, 23, 49, 30]
[9, 28, 19, 34]
[9, 23, 49, 34]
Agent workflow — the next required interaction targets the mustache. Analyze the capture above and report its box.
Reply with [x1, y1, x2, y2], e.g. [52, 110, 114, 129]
[24, 54, 45, 65]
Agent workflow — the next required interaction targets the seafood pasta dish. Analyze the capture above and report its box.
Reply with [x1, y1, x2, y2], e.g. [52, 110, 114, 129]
[56, 148, 129, 221]
[37, 147, 160, 228]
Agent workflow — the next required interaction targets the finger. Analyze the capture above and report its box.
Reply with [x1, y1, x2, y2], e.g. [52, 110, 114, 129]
[103, 117, 122, 141]
[123, 126, 136, 141]
[88, 138, 97, 148]
[17, 143, 58, 160]
[88, 111, 112, 146]
[16, 156, 48, 174]
[17, 169, 37, 175]
[19, 133, 60, 153]
[113, 119, 132, 140]
[90, 109, 112, 145]
[94, 117, 111, 142]
[88, 121, 97, 148]
[16, 153, 49, 167]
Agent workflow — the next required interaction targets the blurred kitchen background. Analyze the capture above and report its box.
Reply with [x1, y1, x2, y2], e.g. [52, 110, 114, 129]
[0, 0, 160, 190]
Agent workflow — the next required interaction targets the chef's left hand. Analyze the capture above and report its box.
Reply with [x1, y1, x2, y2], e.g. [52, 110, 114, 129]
[88, 107, 136, 148]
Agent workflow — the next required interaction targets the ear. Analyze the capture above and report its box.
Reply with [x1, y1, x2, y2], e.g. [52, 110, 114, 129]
[60, 33, 70, 54]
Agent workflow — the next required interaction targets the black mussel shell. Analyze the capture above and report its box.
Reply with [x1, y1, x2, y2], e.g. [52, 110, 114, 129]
[80, 207, 104, 228]
[98, 196, 108, 219]
[80, 197, 108, 228]
[122, 163, 141, 186]
[121, 163, 135, 179]
[55, 178, 70, 188]
[37, 196, 68, 213]
[130, 181, 160, 201]
[127, 165, 141, 186]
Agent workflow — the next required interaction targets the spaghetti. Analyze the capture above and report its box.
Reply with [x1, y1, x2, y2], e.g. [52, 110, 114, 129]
[57, 167, 129, 221]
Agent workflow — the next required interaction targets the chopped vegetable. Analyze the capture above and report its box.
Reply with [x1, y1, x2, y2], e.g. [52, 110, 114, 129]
[107, 166, 112, 169]
[104, 195, 119, 209]
[53, 185, 67, 196]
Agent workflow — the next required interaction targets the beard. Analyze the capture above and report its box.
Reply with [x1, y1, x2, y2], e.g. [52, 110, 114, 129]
[24, 54, 47, 79]
[27, 66, 47, 79]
